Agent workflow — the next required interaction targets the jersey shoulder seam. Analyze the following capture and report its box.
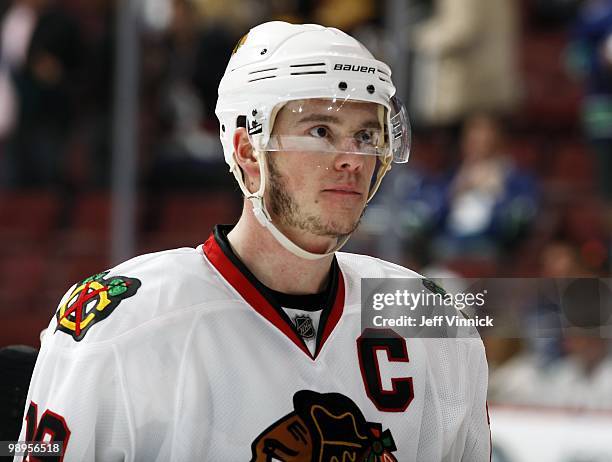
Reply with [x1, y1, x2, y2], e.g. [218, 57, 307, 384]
[169, 309, 204, 457]
[112, 343, 137, 458]
[336, 251, 424, 277]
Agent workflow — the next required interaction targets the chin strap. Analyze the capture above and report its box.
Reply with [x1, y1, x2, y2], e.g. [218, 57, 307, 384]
[253, 197, 345, 260]
[230, 150, 392, 261]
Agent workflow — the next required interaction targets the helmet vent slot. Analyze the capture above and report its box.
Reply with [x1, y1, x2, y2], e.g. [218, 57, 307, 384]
[290, 62, 325, 68]
[377, 68, 390, 83]
[248, 67, 278, 74]
[248, 75, 277, 82]
[290, 71, 327, 75]
[289, 62, 326, 75]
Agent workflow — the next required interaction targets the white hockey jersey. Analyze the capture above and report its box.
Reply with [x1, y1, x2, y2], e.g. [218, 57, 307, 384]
[16, 227, 490, 461]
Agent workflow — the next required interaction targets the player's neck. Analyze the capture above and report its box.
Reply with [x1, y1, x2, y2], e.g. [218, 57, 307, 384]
[227, 206, 335, 295]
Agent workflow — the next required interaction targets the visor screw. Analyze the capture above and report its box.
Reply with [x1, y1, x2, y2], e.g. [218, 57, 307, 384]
[260, 48, 267, 55]
[252, 109, 257, 116]
[221, 124, 225, 132]
[367, 84, 375, 94]
[338, 81, 347, 91]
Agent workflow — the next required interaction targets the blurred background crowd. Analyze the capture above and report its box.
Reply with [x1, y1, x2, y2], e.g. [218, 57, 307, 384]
[1, 0, 612, 449]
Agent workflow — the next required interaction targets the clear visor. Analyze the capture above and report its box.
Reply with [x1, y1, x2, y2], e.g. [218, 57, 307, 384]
[390, 96, 411, 163]
[249, 97, 411, 163]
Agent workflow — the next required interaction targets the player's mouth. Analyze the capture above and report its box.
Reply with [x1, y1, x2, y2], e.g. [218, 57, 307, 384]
[321, 185, 363, 196]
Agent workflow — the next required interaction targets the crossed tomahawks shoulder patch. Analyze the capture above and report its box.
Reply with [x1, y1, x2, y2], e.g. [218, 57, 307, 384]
[55, 271, 141, 341]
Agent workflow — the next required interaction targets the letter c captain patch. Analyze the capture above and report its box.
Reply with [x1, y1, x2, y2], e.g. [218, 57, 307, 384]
[55, 271, 141, 341]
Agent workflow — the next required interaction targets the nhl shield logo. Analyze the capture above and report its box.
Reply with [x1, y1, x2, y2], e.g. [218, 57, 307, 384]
[294, 315, 315, 339]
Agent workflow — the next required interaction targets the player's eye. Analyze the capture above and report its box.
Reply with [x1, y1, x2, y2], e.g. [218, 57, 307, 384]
[309, 126, 329, 138]
[355, 129, 376, 145]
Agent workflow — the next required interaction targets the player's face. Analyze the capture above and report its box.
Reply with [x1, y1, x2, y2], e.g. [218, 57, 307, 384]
[265, 99, 379, 241]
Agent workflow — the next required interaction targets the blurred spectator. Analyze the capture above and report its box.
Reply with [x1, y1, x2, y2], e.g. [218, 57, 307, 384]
[485, 337, 545, 405]
[73, 0, 115, 190]
[547, 335, 612, 409]
[0, 0, 38, 184]
[485, 336, 612, 411]
[487, 240, 612, 409]
[540, 240, 591, 278]
[410, 0, 520, 127]
[192, 0, 266, 34]
[144, 0, 237, 192]
[313, 0, 377, 32]
[267, 0, 316, 24]
[527, 240, 596, 363]
[566, 0, 612, 214]
[2, 0, 82, 189]
[357, 114, 539, 269]
[433, 114, 538, 259]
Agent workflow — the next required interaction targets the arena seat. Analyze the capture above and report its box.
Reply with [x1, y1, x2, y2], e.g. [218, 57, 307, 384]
[0, 192, 60, 256]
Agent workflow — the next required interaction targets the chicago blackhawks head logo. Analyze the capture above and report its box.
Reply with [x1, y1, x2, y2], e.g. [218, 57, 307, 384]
[55, 271, 141, 341]
[250, 390, 397, 462]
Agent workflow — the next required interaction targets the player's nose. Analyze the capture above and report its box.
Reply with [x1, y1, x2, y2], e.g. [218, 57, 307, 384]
[333, 151, 365, 173]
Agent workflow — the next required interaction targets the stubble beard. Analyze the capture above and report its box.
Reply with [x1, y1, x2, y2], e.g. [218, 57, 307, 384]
[265, 154, 364, 239]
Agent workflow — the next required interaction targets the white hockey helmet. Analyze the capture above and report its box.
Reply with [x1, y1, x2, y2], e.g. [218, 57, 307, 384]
[215, 21, 411, 260]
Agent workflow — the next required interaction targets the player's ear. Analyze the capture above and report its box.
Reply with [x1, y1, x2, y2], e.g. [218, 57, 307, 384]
[233, 127, 261, 192]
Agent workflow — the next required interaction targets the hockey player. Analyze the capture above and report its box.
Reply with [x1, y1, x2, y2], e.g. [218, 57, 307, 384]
[16, 22, 490, 461]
